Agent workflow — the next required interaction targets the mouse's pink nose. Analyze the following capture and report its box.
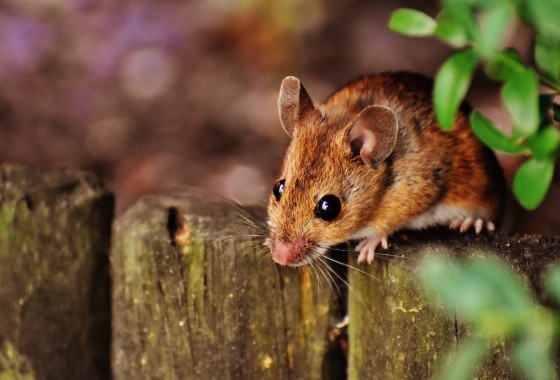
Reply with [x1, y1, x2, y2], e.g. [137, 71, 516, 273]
[272, 238, 307, 266]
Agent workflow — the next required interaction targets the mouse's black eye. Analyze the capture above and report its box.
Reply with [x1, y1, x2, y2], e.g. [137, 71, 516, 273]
[315, 195, 341, 221]
[273, 179, 285, 201]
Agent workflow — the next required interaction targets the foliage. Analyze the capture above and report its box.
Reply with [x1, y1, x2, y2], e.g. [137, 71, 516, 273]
[389, 0, 560, 210]
[419, 255, 560, 380]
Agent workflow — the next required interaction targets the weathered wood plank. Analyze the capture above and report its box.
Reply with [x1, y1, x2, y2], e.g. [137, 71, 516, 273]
[348, 229, 560, 379]
[111, 195, 343, 380]
[112, 192, 560, 379]
[5, 165, 559, 379]
[0, 165, 113, 380]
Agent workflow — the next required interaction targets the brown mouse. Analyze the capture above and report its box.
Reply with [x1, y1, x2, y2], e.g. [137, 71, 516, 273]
[265, 72, 504, 266]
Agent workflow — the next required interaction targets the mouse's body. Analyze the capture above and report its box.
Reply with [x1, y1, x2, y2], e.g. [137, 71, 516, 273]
[266, 72, 504, 266]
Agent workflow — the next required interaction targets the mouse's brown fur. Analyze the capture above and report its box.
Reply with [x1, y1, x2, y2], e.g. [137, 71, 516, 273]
[266, 72, 504, 266]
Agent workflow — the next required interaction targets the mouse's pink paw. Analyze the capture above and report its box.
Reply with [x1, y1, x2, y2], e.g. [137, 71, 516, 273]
[449, 217, 496, 234]
[355, 235, 389, 264]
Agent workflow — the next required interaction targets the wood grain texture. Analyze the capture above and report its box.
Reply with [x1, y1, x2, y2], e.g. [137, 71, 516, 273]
[0, 165, 113, 380]
[5, 164, 556, 379]
[112, 194, 343, 380]
[348, 229, 560, 379]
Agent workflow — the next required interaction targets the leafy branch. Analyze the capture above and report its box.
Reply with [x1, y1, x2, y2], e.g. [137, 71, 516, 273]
[419, 256, 560, 380]
[389, 0, 560, 209]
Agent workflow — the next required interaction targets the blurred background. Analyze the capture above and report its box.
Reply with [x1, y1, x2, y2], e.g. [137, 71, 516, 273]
[0, 0, 556, 233]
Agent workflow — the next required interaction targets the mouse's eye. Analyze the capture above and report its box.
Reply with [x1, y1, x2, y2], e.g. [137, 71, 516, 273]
[273, 179, 286, 201]
[315, 195, 341, 221]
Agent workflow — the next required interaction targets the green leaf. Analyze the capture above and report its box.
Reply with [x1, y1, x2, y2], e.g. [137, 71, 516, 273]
[419, 256, 463, 307]
[437, 338, 490, 380]
[434, 48, 479, 130]
[518, 0, 560, 45]
[442, 0, 502, 10]
[513, 157, 555, 209]
[388, 9, 436, 36]
[512, 330, 556, 380]
[484, 49, 525, 81]
[470, 111, 524, 153]
[502, 69, 540, 137]
[545, 265, 560, 302]
[458, 259, 535, 327]
[434, 6, 479, 47]
[477, 3, 514, 58]
[526, 125, 560, 159]
[535, 36, 560, 81]
[419, 256, 534, 335]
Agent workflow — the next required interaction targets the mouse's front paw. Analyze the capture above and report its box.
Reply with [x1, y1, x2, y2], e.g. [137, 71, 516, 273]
[449, 217, 496, 234]
[355, 235, 389, 264]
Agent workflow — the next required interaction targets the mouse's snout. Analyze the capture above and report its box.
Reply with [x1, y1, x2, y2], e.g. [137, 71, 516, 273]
[270, 236, 308, 266]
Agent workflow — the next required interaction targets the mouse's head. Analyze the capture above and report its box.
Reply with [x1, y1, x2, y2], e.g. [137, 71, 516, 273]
[266, 76, 398, 266]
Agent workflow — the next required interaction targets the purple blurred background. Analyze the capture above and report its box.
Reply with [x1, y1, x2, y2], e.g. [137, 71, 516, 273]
[0, 0, 556, 233]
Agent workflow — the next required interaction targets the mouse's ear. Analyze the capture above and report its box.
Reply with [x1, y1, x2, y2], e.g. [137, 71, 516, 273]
[348, 105, 398, 165]
[278, 76, 315, 137]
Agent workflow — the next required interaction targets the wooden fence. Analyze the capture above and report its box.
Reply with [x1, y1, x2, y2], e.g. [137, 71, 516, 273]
[1, 165, 559, 379]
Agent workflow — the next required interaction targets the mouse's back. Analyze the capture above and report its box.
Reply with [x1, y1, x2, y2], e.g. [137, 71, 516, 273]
[266, 72, 504, 266]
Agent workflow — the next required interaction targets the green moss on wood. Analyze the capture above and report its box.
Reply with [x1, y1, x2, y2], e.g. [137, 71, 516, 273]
[0, 165, 113, 380]
[0, 341, 35, 380]
[347, 230, 560, 379]
[112, 195, 337, 380]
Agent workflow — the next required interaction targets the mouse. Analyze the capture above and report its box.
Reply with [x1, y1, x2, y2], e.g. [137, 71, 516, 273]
[265, 72, 505, 266]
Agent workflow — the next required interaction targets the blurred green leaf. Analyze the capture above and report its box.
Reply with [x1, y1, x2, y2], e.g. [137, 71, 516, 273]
[512, 328, 556, 380]
[535, 36, 560, 81]
[438, 338, 489, 380]
[388, 9, 436, 36]
[419, 256, 462, 304]
[420, 256, 560, 380]
[434, 6, 479, 47]
[517, 0, 560, 45]
[526, 125, 560, 159]
[513, 157, 555, 209]
[477, 3, 514, 58]
[470, 111, 524, 153]
[419, 256, 534, 336]
[484, 49, 525, 81]
[502, 69, 540, 136]
[545, 266, 560, 302]
[442, 0, 502, 10]
[434, 48, 479, 130]
[457, 259, 535, 325]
